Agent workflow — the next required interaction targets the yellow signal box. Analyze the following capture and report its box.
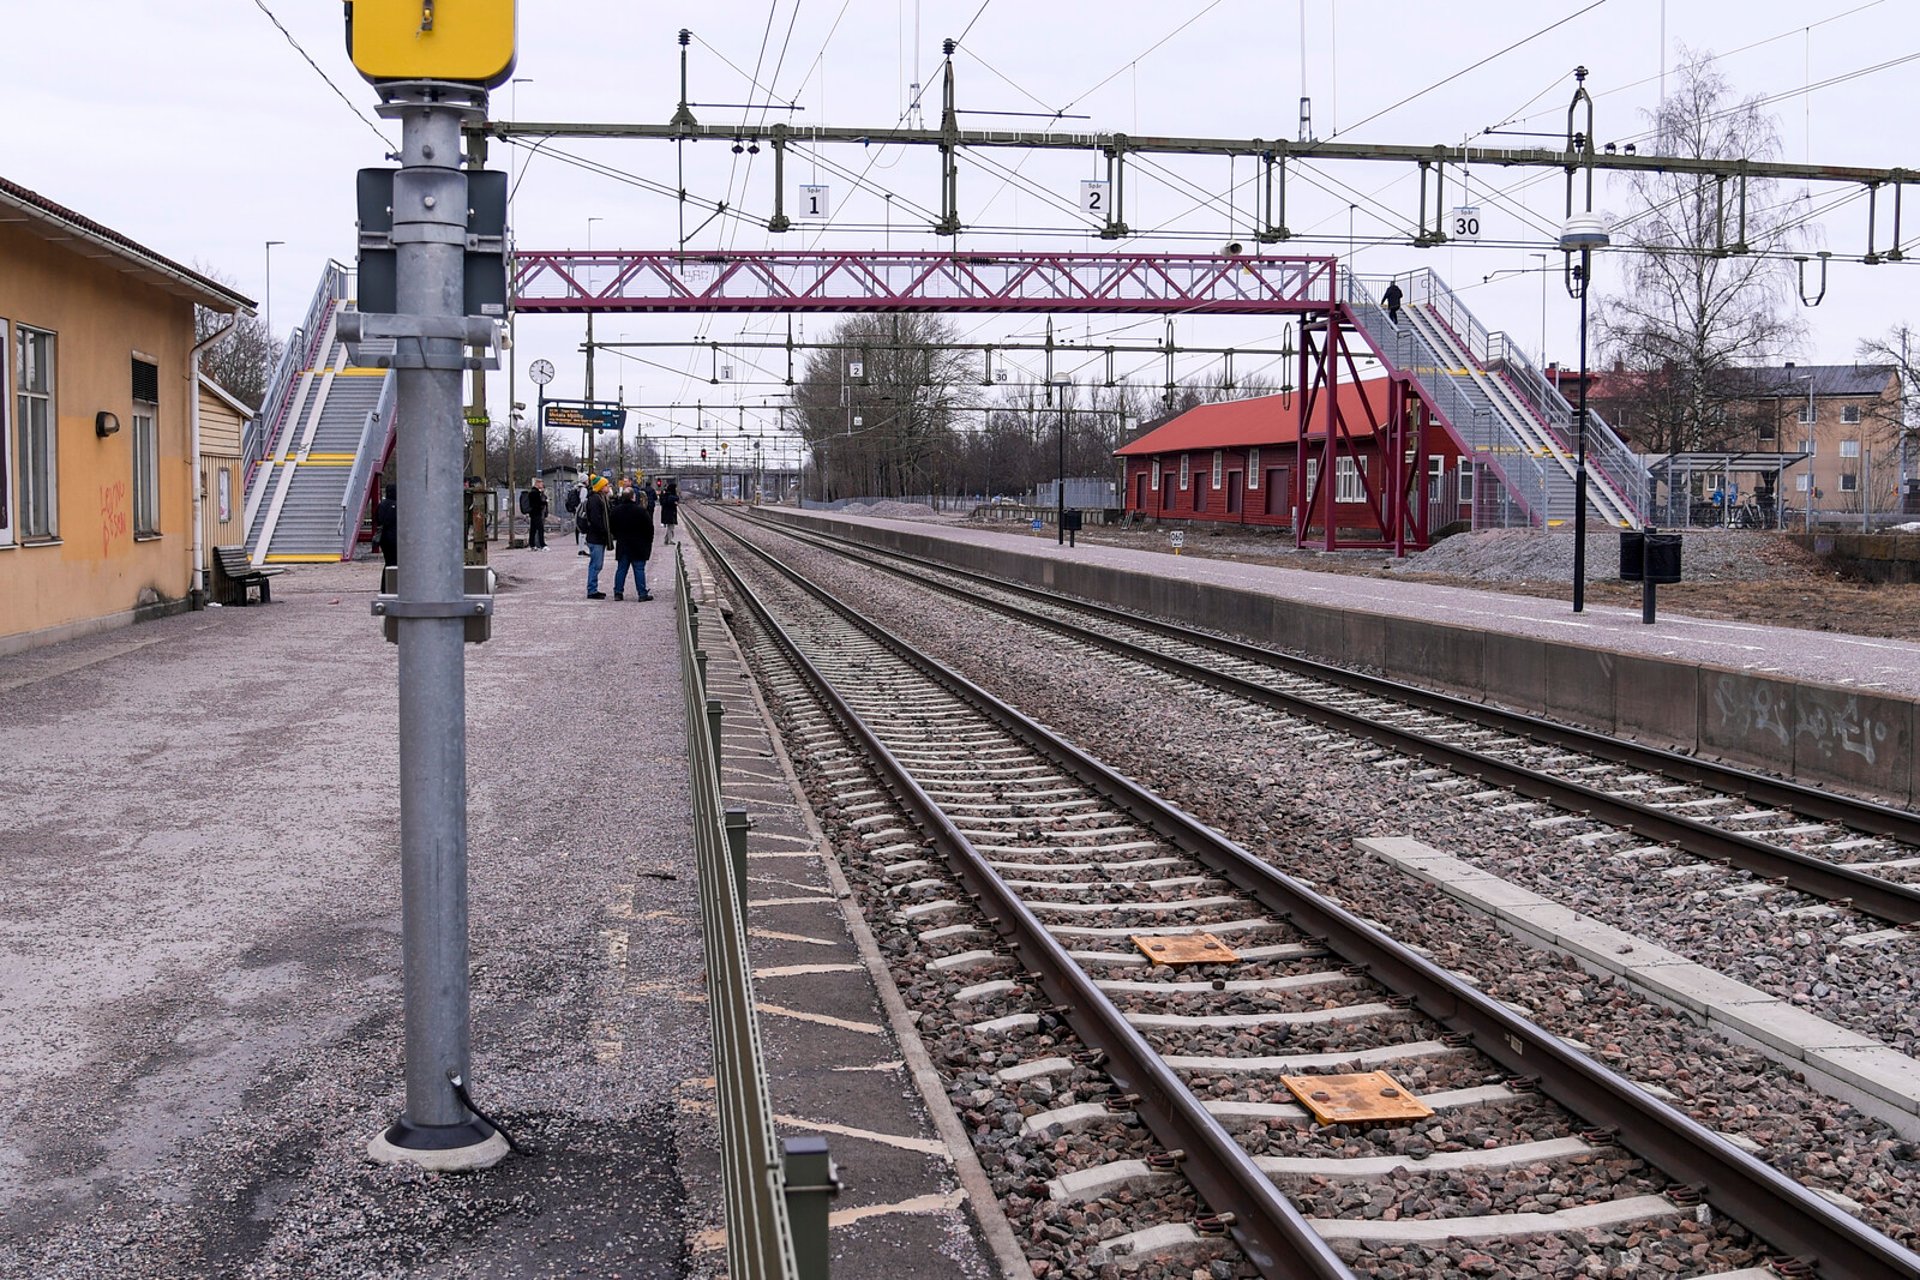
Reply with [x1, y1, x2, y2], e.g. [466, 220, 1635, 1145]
[346, 0, 517, 88]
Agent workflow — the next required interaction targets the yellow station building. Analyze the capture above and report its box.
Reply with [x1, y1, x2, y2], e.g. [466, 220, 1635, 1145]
[0, 175, 252, 655]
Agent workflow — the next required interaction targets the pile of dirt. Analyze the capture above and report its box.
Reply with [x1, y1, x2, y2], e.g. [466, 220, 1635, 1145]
[1393, 528, 1825, 585]
[838, 499, 940, 519]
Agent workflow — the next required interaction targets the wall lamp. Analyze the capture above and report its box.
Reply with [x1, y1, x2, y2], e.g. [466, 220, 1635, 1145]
[95, 410, 121, 437]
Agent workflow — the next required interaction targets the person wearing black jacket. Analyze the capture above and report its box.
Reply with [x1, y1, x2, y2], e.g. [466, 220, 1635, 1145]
[373, 490, 398, 569]
[608, 481, 656, 601]
[525, 478, 549, 549]
[582, 476, 612, 598]
[659, 478, 680, 545]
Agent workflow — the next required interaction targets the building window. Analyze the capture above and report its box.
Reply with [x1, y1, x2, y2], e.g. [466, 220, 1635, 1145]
[1797, 402, 1816, 425]
[1150, 458, 1161, 490]
[1247, 448, 1260, 486]
[1428, 456, 1445, 502]
[1798, 438, 1816, 456]
[1306, 458, 1319, 499]
[0, 318, 10, 548]
[132, 358, 159, 536]
[1334, 455, 1367, 503]
[15, 325, 56, 539]
[1839, 439, 1860, 459]
[1841, 404, 1861, 425]
[1178, 454, 1189, 490]
[1211, 450, 1223, 488]
[1839, 473, 1858, 492]
[1458, 460, 1475, 503]
[218, 467, 233, 522]
[1795, 474, 1812, 492]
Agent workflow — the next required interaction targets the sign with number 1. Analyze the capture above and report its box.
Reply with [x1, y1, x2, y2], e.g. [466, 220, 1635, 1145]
[799, 184, 832, 219]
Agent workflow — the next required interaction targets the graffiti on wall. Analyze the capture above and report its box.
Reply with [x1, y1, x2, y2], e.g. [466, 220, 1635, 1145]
[100, 481, 129, 556]
[1711, 675, 1894, 767]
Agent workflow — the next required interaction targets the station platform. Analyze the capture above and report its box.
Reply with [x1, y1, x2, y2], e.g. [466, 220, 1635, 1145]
[765, 509, 1920, 810]
[0, 540, 1006, 1278]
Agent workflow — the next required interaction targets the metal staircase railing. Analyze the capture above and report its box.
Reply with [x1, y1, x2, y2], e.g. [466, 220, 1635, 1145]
[1402, 269, 1648, 526]
[1340, 271, 1550, 528]
[242, 262, 349, 491]
[339, 373, 398, 560]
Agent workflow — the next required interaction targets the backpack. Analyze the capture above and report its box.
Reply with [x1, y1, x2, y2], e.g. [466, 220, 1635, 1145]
[518, 489, 531, 514]
[564, 487, 581, 514]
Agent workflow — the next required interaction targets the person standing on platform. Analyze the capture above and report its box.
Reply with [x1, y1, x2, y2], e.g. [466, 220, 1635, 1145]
[1382, 280, 1404, 326]
[373, 489, 398, 570]
[660, 478, 680, 545]
[525, 477, 548, 550]
[582, 476, 612, 599]
[608, 480, 656, 601]
[566, 481, 584, 553]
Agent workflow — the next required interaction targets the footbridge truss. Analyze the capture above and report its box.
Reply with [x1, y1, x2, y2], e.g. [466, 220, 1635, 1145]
[511, 249, 1644, 551]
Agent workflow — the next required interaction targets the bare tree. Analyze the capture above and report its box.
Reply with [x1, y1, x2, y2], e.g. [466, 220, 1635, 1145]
[1855, 327, 1918, 503]
[191, 262, 284, 409]
[1596, 50, 1806, 454]
[792, 314, 977, 499]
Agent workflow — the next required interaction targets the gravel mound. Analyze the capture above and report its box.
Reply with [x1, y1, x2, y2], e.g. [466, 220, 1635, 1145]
[1393, 528, 1824, 585]
[841, 499, 941, 519]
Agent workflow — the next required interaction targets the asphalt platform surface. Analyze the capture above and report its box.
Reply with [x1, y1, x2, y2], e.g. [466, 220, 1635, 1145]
[0, 545, 712, 1278]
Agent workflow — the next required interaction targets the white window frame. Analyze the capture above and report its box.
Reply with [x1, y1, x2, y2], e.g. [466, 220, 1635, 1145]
[1839, 439, 1861, 459]
[1795, 474, 1812, 492]
[1150, 458, 1161, 490]
[217, 466, 233, 523]
[1841, 404, 1861, 425]
[1178, 454, 1190, 490]
[1798, 437, 1817, 456]
[1211, 449, 1223, 488]
[1247, 447, 1260, 487]
[1458, 460, 1476, 503]
[1334, 455, 1367, 503]
[1797, 402, 1817, 425]
[0, 317, 11, 548]
[1839, 472, 1858, 492]
[1427, 456, 1445, 503]
[1305, 458, 1319, 499]
[133, 376, 159, 537]
[15, 324, 56, 540]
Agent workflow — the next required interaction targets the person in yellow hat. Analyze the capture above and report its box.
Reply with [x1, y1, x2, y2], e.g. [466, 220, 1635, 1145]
[583, 475, 613, 598]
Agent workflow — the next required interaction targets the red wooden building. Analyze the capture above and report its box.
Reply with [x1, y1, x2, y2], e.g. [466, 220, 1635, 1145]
[1114, 383, 1471, 549]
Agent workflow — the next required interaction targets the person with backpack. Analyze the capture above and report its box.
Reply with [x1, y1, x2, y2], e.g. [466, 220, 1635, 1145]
[566, 481, 587, 554]
[608, 479, 656, 601]
[582, 476, 613, 597]
[659, 478, 680, 545]
[522, 478, 549, 550]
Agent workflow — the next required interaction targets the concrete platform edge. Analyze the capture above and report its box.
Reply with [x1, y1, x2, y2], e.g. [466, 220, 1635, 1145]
[1357, 836, 1920, 1141]
[763, 509, 1920, 808]
[692, 546, 1033, 1280]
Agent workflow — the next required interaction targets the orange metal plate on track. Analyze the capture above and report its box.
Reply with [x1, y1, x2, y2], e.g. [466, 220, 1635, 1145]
[1131, 933, 1239, 965]
[1279, 1071, 1434, 1125]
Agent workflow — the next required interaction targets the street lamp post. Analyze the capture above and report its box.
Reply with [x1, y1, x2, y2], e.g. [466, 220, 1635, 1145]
[264, 240, 285, 337]
[1561, 213, 1611, 613]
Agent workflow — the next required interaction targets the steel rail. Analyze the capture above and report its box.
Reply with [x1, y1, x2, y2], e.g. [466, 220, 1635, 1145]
[743, 512, 1920, 928]
[701, 511, 1920, 1278]
[688, 518, 1358, 1280]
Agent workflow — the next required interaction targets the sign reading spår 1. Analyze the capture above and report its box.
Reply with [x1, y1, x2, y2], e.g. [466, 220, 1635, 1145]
[345, 0, 517, 87]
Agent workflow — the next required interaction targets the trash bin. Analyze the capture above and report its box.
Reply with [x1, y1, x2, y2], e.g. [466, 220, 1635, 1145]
[1620, 530, 1682, 583]
[1062, 509, 1083, 532]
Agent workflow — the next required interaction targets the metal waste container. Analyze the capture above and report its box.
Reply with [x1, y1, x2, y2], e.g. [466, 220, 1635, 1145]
[1619, 530, 1682, 584]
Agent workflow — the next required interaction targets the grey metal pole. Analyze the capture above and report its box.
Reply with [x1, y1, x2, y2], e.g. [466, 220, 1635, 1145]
[1572, 247, 1591, 614]
[366, 82, 504, 1169]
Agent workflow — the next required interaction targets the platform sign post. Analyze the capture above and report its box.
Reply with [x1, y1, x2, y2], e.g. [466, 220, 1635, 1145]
[343, 0, 515, 1173]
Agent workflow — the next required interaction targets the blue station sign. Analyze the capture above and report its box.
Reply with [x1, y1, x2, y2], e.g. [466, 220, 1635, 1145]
[543, 402, 627, 432]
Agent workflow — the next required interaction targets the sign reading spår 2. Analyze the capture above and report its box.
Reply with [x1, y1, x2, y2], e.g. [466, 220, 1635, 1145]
[345, 0, 517, 87]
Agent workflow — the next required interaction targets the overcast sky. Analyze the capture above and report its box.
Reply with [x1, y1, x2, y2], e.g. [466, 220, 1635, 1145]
[5, 1, 1915, 465]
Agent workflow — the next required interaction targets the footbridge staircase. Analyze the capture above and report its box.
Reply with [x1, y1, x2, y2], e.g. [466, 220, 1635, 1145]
[241, 263, 398, 564]
[1344, 268, 1648, 532]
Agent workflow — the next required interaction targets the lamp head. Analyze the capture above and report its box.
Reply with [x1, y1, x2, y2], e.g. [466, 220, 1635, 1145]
[1559, 212, 1612, 251]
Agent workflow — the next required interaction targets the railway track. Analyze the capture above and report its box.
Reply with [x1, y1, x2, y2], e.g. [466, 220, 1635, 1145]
[692, 515, 1920, 1280]
[729, 510, 1920, 930]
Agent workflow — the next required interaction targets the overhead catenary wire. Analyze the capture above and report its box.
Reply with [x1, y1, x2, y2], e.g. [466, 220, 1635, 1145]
[248, 0, 392, 148]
